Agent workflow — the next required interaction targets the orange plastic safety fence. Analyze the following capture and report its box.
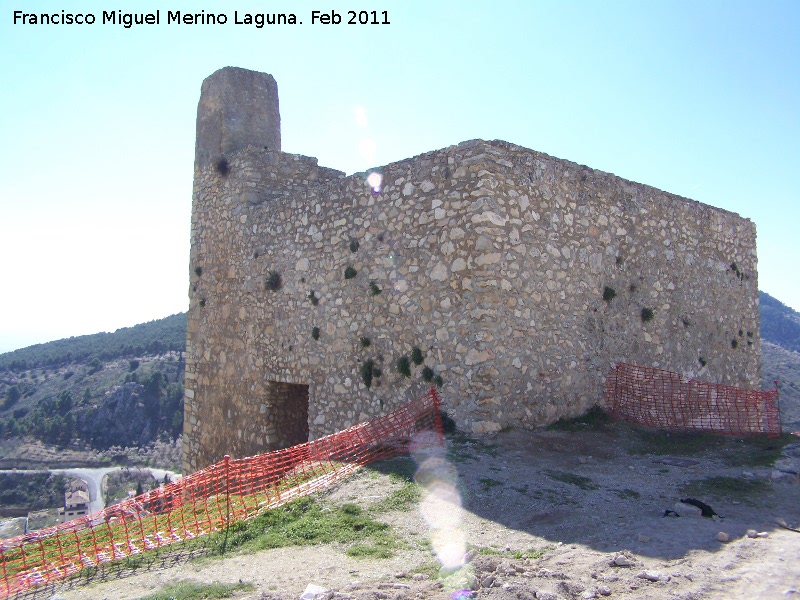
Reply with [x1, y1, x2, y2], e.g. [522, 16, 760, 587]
[604, 362, 781, 436]
[0, 387, 443, 598]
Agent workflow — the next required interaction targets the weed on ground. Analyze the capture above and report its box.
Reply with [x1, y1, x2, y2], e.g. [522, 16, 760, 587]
[680, 475, 772, 501]
[543, 469, 599, 491]
[136, 579, 254, 600]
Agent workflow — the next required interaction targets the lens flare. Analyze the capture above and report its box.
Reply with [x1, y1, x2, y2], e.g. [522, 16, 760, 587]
[366, 172, 382, 193]
[410, 430, 468, 571]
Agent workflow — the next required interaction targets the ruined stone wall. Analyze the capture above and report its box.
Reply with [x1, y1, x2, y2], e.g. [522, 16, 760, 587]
[183, 137, 760, 473]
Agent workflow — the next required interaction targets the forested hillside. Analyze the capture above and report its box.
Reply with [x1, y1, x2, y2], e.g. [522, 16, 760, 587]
[0, 314, 186, 372]
[0, 315, 186, 468]
[760, 291, 800, 353]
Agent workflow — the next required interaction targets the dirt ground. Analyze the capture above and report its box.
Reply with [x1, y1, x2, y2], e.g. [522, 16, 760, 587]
[52, 426, 800, 600]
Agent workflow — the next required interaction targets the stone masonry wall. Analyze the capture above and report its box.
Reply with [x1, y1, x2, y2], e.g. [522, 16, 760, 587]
[183, 137, 760, 473]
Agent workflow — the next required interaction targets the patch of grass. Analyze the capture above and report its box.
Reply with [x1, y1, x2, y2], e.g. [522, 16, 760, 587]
[681, 476, 771, 501]
[612, 488, 641, 500]
[367, 455, 417, 482]
[360, 336, 371, 348]
[421, 366, 434, 383]
[621, 425, 794, 467]
[474, 545, 553, 560]
[547, 406, 611, 431]
[136, 580, 254, 600]
[344, 266, 357, 280]
[371, 482, 421, 512]
[479, 477, 503, 491]
[622, 425, 723, 457]
[543, 469, 599, 490]
[727, 433, 796, 467]
[641, 307, 654, 322]
[602, 286, 616, 302]
[346, 541, 393, 559]
[410, 561, 440, 580]
[214, 497, 394, 556]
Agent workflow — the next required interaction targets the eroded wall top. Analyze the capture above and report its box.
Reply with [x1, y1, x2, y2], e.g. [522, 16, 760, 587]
[195, 66, 281, 170]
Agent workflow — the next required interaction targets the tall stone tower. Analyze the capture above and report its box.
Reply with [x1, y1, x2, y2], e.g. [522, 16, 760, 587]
[194, 67, 281, 170]
[183, 67, 762, 474]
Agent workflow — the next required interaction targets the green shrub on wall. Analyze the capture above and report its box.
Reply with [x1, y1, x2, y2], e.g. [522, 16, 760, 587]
[396, 356, 411, 378]
[265, 271, 282, 291]
[411, 347, 424, 366]
[344, 266, 357, 280]
[360, 359, 375, 389]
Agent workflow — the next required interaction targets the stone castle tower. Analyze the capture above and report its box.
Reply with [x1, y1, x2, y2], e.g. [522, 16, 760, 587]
[183, 67, 761, 473]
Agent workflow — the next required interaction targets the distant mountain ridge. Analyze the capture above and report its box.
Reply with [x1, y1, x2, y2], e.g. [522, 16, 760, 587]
[0, 314, 186, 372]
[760, 291, 800, 353]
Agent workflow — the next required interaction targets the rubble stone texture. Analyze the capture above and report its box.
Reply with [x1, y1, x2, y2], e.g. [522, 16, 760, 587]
[183, 67, 761, 473]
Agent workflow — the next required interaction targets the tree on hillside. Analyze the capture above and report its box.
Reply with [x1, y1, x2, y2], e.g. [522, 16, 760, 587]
[4, 385, 20, 409]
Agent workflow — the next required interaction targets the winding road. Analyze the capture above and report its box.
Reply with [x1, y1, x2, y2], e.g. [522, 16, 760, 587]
[0, 467, 181, 516]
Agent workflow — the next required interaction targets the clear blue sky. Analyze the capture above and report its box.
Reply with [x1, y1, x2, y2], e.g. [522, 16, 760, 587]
[0, 0, 798, 353]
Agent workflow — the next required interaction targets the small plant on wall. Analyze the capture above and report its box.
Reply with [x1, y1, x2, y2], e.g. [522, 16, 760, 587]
[369, 281, 381, 296]
[194, 266, 203, 277]
[641, 307, 654, 322]
[602, 286, 616, 302]
[360, 336, 371, 348]
[308, 291, 319, 306]
[396, 356, 411, 378]
[311, 327, 320, 340]
[349, 239, 360, 253]
[265, 271, 282, 291]
[411, 347, 424, 366]
[214, 156, 230, 177]
[360, 359, 376, 389]
[421, 366, 435, 383]
[344, 266, 357, 280]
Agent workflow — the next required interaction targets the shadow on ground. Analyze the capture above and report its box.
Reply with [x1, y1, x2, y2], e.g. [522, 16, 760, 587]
[437, 424, 799, 560]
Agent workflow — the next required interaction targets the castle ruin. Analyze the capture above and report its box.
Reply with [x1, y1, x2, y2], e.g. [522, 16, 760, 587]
[183, 67, 761, 473]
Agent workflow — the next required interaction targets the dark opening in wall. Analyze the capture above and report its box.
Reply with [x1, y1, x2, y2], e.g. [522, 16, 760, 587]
[267, 381, 309, 449]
